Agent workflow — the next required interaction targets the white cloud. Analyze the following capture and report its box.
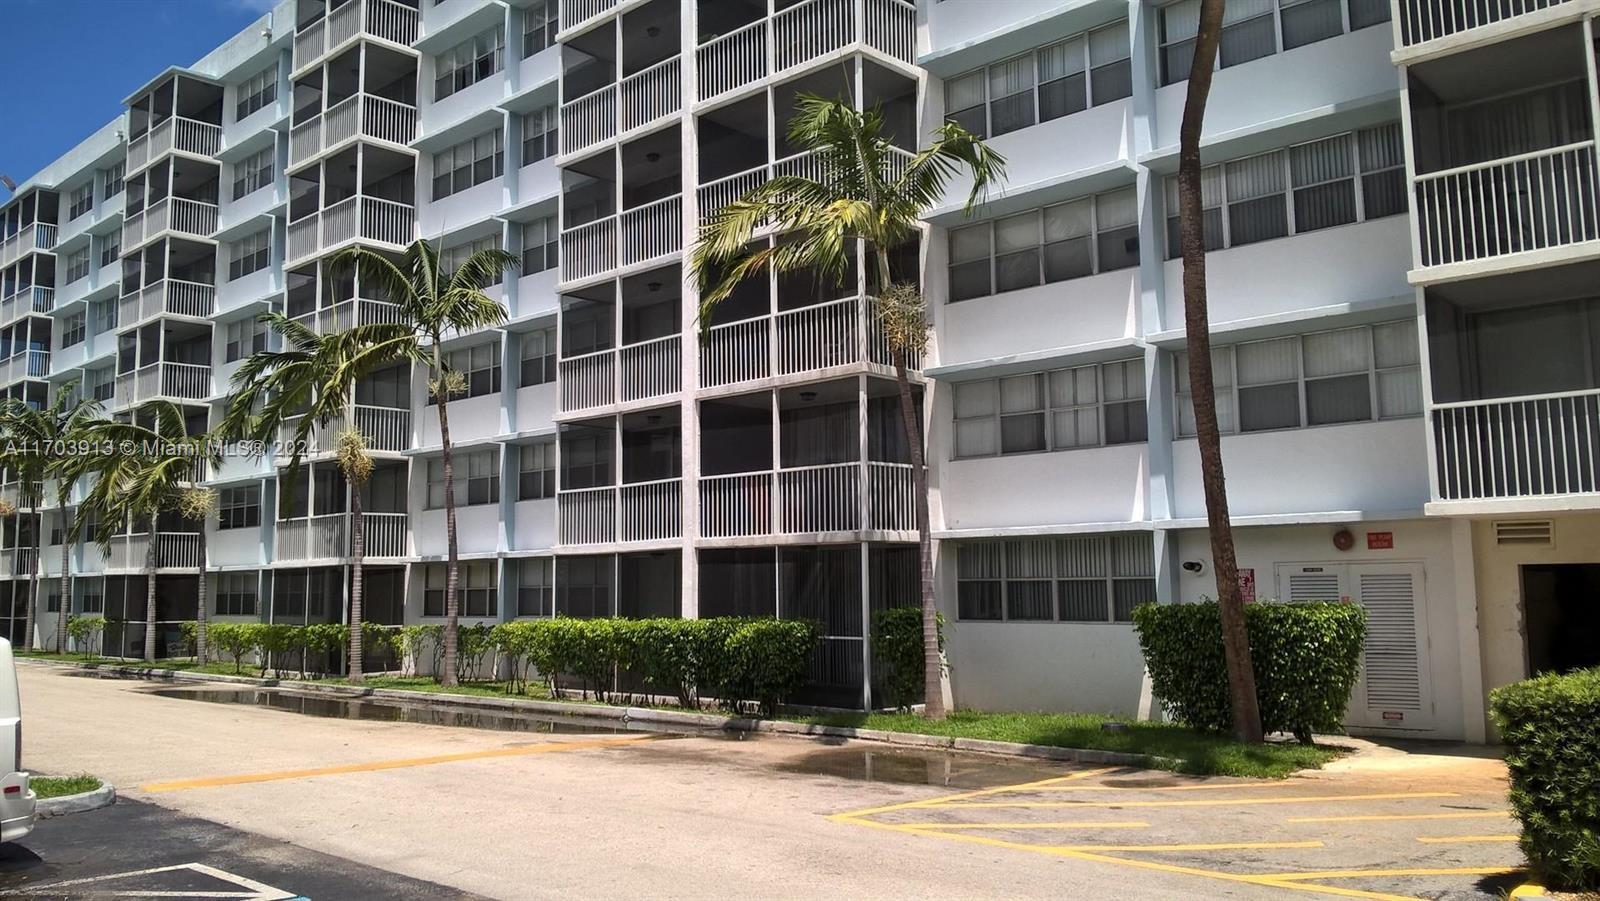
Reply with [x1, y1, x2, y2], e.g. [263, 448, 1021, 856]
[229, 0, 281, 13]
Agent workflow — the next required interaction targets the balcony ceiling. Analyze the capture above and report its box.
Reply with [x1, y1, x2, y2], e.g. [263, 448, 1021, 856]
[1429, 258, 1600, 311]
[1410, 24, 1582, 102]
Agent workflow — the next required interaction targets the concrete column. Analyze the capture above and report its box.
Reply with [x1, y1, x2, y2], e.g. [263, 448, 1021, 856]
[677, 0, 701, 621]
[1450, 517, 1486, 743]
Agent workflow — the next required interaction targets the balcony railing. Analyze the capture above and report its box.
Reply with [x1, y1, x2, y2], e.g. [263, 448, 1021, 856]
[118, 278, 216, 327]
[0, 222, 58, 267]
[700, 295, 919, 389]
[698, 148, 911, 224]
[126, 116, 223, 172]
[560, 216, 617, 281]
[285, 196, 415, 264]
[0, 350, 50, 384]
[558, 478, 683, 545]
[275, 511, 409, 560]
[560, 197, 682, 284]
[290, 93, 418, 166]
[1398, 0, 1575, 47]
[293, 0, 419, 72]
[1432, 388, 1600, 501]
[290, 298, 404, 333]
[121, 197, 218, 248]
[561, 0, 616, 34]
[619, 56, 682, 133]
[108, 533, 203, 569]
[560, 85, 617, 156]
[280, 404, 411, 454]
[2, 286, 54, 322]
[699, 461, 914, 538]
[695, 0, 915, 103]
[1415, 141, 1599, 269]
[559, 334, 681, 413]
[114, 361, 211, 406]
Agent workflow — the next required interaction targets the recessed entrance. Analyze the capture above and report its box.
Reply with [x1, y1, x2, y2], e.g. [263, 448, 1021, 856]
[1521, 564, 1600, 676]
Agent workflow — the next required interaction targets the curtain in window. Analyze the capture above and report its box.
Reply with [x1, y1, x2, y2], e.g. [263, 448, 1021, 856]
[954, 381, 998, 457]
[1226, 151, 1289, 245]
[1088, 22, 1132, 104]
[1444, 80, 1590, 168]
[1164, 166, 1226, 256]
[1004, 539, 1055, 620]
[1160, 0, 1200, 83]
[987, 56, 1036, 135]
[999, 374, 1046, 453]
[1038, 37, 1087, 120]
[994, 211, 1041, 292]
[1237, 337, 1300, 431]
[945, 71, 986, 134]
[1220, 0, 1277, 67]
[1043, 199, 1093, 281]
[957, 543, 1002, 620]
[1280, 0, 1344, 49]
[1291, 135, 1357, 232]
[1304, 328, 1372, 424]
[947, 224, 990, 301]
[1373, 320, 1423, 417]
[1096, 187, 1140, 271]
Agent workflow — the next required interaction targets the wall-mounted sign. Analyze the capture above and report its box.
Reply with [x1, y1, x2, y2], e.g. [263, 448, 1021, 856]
[1367, 531, 1394, 550]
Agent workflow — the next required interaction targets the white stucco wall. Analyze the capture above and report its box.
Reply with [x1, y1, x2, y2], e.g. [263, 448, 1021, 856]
[937, 269, 1139, 367]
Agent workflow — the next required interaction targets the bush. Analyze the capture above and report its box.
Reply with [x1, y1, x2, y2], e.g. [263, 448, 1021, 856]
[1490, 667, 1600, 890]
[209, 623, 262, 674]
[65, 616, 104, 660]
[1132, 601, 1366, 741]
[871, 607, 944, 712]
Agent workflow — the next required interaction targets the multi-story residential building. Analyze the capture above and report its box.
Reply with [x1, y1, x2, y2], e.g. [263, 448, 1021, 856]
[2, 0, 1593, 740]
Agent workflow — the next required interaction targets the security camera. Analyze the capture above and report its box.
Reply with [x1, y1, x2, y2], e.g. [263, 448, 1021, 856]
[262, 27, 273, 39]
[1181, 560, 1206, 575]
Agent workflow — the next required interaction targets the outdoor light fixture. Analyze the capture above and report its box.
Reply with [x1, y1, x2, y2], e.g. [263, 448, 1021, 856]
[646, 25, 660, 37]
[647, 281, 662, 292]
[799, 390, 817, 402]
[645, 152, 661, 163]
[1181, 560, 1205, 574]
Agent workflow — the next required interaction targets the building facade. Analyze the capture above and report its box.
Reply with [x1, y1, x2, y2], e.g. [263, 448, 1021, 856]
[0, 0, 1592, 739]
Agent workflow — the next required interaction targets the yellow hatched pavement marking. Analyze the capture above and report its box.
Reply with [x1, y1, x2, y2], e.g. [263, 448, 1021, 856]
[1261, 866, 1526, 881]
[937, 791, 1459, 810]
[902, 821, 1150, 831]
[1415, 834, 1520, 844]
[829, 766, 1119, 819]
[1287, 811, 1510, 824]
[1031, 781, 1298, 793]
[1054, 841, 1325, 852]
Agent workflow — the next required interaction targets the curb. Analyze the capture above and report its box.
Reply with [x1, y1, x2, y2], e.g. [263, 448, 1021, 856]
[21, 657, 1164, 769]
[37, 782, 116, 818]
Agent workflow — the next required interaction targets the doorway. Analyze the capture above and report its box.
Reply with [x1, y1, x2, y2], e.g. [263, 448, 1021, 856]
[1521, 564, 1600, 676]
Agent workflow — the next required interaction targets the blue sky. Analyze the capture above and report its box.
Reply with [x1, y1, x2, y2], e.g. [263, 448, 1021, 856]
[0, 0, 275, 188]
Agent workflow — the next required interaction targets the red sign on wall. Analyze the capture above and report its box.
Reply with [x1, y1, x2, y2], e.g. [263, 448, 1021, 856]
[1239, 568, 1256, 604]
[1367, 531, 1394, 550]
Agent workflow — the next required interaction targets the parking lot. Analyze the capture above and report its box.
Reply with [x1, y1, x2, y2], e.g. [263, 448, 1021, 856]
[4, 664, 1523, 900]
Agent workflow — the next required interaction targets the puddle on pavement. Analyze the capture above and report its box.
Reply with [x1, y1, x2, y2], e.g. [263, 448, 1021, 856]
[773, 744, 1090, 789]
[144, 687, 678, 737]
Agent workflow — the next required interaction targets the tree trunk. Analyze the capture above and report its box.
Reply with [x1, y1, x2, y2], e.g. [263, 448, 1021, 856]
[144, 523, 158, 663]
[23, 508, 39, 652]
[1177, 0, 1263, 744]
[56, 503, 70, 654]
[435, 342, 460, 687]
[194, 521, 208, 664]
[349, 466, 366, 685]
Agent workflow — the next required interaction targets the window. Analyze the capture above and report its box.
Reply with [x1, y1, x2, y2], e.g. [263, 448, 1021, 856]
[46, 587, 60, 614]
[521, 106, 558, 165]
[87, 367, 114, 402]
[100, 233, 121, 269]
[91, 299, 117, 337]
[444, 343, 502, 399]
[432, 128, 504, 199]
[517, 442, 555, 500]
[521, 216, 558, 274]
[224, 317, 267, 362]
[229, 230, 271, 281]
[62, 312, 86, 348]
[424, 561, 497, 617]
[101, 162, 124, 201]
[68, 184, 94, 221]
[1164, 123, 1404, 257]
[1175, 319, 1422, 436]
[435, 26, 505, 101]
[519, 327, 556, 386]
[441, 236, 502, 286]
[427, 448, 500, 508]
[944, 22, 1131, 139]
[218, 485, 260, 530]
[947, 186, 1139, 301]
[523, 1, 558, 57]
[233, 147, 273, 200]
[516, 557, 553, 617]
[80, 580, 104, 614]
[236, 66, 277, 121]
[1160, 0, 1389, 85]
[953, 359, 1147, 458]
[216, 571, 258, 616]
[64, 247, 91, 284]
[957, 534, 1156, 622]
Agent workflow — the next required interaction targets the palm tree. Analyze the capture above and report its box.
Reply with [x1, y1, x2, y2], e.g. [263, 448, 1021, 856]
[79, 401, 221, 663]
[222, 313, 420, 683]
[0, 381, 103, 654]
[690, 95, 1004, 719]
[329, 241, 515, 687]
[1175, 0, 1263, 743]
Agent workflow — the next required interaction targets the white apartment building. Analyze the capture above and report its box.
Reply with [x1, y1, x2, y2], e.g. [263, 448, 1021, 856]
[0, 0, 1592, 739]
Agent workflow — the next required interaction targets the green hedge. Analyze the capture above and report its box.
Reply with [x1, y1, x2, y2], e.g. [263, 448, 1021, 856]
[871, 607, 943, 712]
[1490, 667, 1600, 890]
[1132, 601, 1366, 741]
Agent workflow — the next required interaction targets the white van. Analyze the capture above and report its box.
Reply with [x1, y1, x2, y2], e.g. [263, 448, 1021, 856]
[0, 638, 35, 843]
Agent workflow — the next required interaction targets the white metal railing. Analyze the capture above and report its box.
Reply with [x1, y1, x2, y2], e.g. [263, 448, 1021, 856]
[558, 486, 616, 544]
[561, 0, 616, 33]
[1433, 388, 1600, 500]
[696, 166, 766, 225]
[701, 316, 770, 387]
[560, 85, 617, 156]
[30, 286, 53, 314]
[1415, 141, 1599, 268]
[780, 462, 860, 533]
[295, 0, 418, 72]
[290, 116, 321, 165]
[695, 0, 914, 102]
[560, 216, 617, 281]
[618, 478, 683, 541]
[777, 296, 858, 374]
[700, 296, 912, 388]
[620, 195, 682, 265]
[619, 334, 681, 402]
[115, 361, 210, 405]
[287, 214, 320, 262]
[330, 0, 363, 47]
[863, 0, 916, 61]
[25, 223, 57, 256]
[363, 94, 417, 145]
[1399, 0, 1575, 46]
[620, 56, 681, 132]
[559, 348, 615, 411]
[170, 197, 219, 237]
[323, 197, 360, 246]
[696, 19, 767, 101]
[293, 298, 404, 333]
[323, 94, 361, 149]
[119, 278, 215, 326]
[364, 0, 419, 46]
[174, 118, 223, 157]
[362, 196, 413, 246]
[773, 0, 853, 71]
[867, 461, 916, 530]
[122, 198, 167, 249]
[294, 17, 326, 72]
[352, 405, 410, 452]
[0, 350, 50, 383]
[158, 533, 203, 568]
[361, 512, 408, 557]
[700, 472, 773, 537]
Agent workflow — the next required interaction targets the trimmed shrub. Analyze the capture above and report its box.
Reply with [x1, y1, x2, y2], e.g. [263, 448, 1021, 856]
[209, 623, 263, 674]
[722, 618, 818, 716]
[1132, 601, 1366, 741]
[871, 607, 944, 712]
[1490, 667, 1600, 890]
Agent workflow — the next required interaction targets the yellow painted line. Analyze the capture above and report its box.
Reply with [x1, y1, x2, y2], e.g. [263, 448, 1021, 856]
[901, 821, 1150, 831]
[938, 791, 1459, 810]
[1054, 840, 1325, 853]
[1415, 834, 1519, 844]
[1261, 866, 1525, 882]
[1031, 781, 1290, 793]
[141, 735, 656, 793]
[830, 766, 1116, 820]
[1287, 811, 1510, 824]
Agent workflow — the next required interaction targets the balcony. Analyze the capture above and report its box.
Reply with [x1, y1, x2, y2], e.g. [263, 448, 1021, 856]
[1397, 0, 1576, 50]
[290, 298, 404, 333]
[294, 0, 420, 74]
[290, 94, 418, 167]
[286, 196, 415, 265]
[698, 148, 911, 224]
[700, 295, 917, 390]
[118, 279, 216, 328]
[274, 511, 408, 560]
[695, 0, 914, 103]
[558, 57, 682, 159]
[122, 197, 220, 249]
[279, 404, 412, 454]
[699, 461, 914, 538]
[558, 333, 681, 413]
[114, 361, 211, 406]
[560, 196, 683, 284]
[0, 350, 50, 385]
[106, 533, 202, 570]
[126, 117, 223, 173]
[0, 223, 58, 267]
[1432, 389, 1600, 502]
[557, 478, 683, 545]
[560, 0, 618, 36]
[0, 286, 55, 324]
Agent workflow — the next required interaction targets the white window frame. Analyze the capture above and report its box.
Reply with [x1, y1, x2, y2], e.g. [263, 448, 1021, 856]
[233, 147, 274, 201]
[236, 66, 277, 121]
[521, 216, 558, 274]
[523, 1, 559, 58]
[521, 106, 558, 165]
[442, 342, 503, 400]
[435, 26, 506, 101]
[432, 128, 504, 199]
[67, 183, 94, 221]
[953, 358, 1148, 458]
[944, 21, 1133, 140]
[516, 556, 553, 617]
[519, 326, 556, 387]
[229, 230, 271, 281]
[956, 535, 1156, 623]
[224, 316, 268, 362]
[423, 560, 498, 617]
[64, 247, 92, 284]
[218, 485, 261, 530]
[426, 448, 501, 509]
[1158, 0, 1390, 86]
[947, 186, 1140, 302]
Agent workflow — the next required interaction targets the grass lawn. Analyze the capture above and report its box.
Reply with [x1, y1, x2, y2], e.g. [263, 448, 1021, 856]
[33, 774, 101, 799]
[16, 650, 262, 678]
[789, 710, 1342, 778]
[328, 675, 553, 701]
